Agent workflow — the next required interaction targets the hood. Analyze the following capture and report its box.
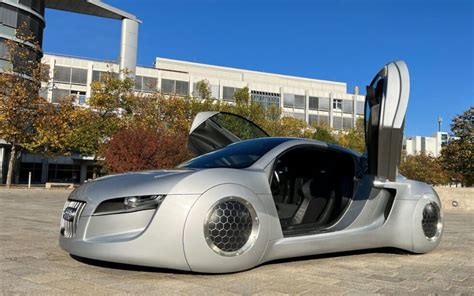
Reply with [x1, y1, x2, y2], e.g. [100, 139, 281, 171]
[69, 169, 196, 204]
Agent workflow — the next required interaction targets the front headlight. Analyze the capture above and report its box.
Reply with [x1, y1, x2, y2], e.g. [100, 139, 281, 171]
[93, 195, 166, 216]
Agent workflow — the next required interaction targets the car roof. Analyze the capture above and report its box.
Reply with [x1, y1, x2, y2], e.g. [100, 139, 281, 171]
[246, 137, 362, 170]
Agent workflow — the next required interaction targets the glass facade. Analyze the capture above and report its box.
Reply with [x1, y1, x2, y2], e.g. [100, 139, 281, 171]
[0, 2, 45, 46]
[51, 88, 70, 103]
[342, 100, 353, 113]
[309, 114, 330, 126]
[134, 75, 157, 92]
[319, 97, 330, 111]
[333, 116, 343, 130]
[309, 96, 318, 110]
[251, 90, 280, 109]
[161, 78, 189, 96]
[92, 70, 119, 82]
[356, 101, 364, 115]
[222, 86, 241, 101]
[283, 94, 305, 109]
[193, 82, 220, 99]
[48, 163, 81, 183]
[0, 38, 7, 59]
[343, 117, 353, 130]
[54, 66, 87, 85]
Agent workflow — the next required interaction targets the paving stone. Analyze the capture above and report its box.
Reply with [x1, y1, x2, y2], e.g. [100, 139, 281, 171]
[0, 189, 473, 295]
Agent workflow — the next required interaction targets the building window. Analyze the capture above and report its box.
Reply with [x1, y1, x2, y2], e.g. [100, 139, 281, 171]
[193, 82, 220, 99]
[142, 76, 157, 92]
[175, 80, 189, 95]
[161, 78, 189, 96]
[54, 66, 87, 85]
[309, 96, 318, 110]
[134, 76, 157, 92]
[292, 112, 305, 120]
[161, 79, 174, 93]
[17, 9, 44, 44]
[0, 4, 18, 28]
[92, 70, 119, 82]
[71, 90, 86, 105]
[284, 94, 304, 108]
[0, 4, 44, 45]
[0, 38, 7, 60]
[251, 90, 280, 109]
[223, 86, 241, 101]
[333, 116, 343, 129]
[333, 99, 342, 111]
[343, 117, 353, 130]
[319, 115, 329, 126]
[19, 0, 45, 15]
[295, 95, 305, 109]
[342, 100, 353, 113]
[309, 114, 318, 126]
[356, 101, 364, 115]
[318, 97, 330, 111]
[48, 163, 81, 183]
[310, 114, 332, 126]
[53, 66, 71, 83]
[71, 68, 87, 85]
[134, 75, 143, 90]
[51, 88, 70, 103]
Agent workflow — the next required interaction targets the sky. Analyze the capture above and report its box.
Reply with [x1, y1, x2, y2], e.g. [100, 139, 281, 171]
[43, 0, 473, 136]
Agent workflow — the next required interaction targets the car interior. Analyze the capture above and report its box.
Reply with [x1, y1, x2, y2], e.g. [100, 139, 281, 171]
[270, 145, 357, 236]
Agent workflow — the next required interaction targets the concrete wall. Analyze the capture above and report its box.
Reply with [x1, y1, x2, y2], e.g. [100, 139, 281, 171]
[434, 187, 474, 212]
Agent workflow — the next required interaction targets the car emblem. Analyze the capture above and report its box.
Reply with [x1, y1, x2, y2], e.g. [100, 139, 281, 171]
[63, 207, 77, 222]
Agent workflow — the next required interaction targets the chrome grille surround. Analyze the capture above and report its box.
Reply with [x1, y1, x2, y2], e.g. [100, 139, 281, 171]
[204, 197, 259, 257]
[60, 200, 86, 238]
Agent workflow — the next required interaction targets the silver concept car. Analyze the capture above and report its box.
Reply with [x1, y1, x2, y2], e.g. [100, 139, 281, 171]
[59, 61, 443, 273]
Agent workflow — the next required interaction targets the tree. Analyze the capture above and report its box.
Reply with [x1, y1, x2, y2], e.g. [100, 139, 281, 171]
[73, 71, 134, 176]
[100, 126, 191, 173]
[0, 26, 48, 187]
[31, 96, 88, 156]
[233, 87, 250, 106]
[400, 154, 449, 186]
[312, 124, 339, 145]
[194, 80, 213, 101]
[339, 118, 365, 152]
[439, 106, 473, 186]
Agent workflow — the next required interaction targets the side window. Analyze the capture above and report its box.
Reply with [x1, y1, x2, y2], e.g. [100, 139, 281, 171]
[211, 113, 268, 140]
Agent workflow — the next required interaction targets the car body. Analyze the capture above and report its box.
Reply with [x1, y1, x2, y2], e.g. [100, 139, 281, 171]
[59, 61, 443, 273]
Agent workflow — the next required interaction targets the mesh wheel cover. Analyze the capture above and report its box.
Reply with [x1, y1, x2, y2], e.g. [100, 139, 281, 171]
[205, 198, 258, 256]
[422, 202, 440, 239]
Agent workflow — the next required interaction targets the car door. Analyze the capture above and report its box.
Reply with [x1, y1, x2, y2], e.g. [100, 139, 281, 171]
[188, 111, 269, 155]
[364, 60, 410, 181]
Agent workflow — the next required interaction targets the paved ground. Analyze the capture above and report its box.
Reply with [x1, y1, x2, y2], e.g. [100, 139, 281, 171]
[0, 189, 473, 295]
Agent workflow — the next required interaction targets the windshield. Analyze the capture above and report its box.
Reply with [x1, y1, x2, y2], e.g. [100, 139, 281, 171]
[179, 138, 290, 169]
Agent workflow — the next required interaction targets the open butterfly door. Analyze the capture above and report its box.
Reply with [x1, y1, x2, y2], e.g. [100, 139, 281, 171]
[365, 61, 410, 181]
[187, 112, 269, 156]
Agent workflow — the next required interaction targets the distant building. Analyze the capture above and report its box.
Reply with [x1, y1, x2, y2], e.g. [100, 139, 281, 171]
[1, 0, 365, 185]
[404, 132, 451, 157]
[0, 0, 139, 185]
[43, 53, 365, 130]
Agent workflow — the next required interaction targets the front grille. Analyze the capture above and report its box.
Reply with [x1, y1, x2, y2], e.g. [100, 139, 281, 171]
[60, 200, 86, 238]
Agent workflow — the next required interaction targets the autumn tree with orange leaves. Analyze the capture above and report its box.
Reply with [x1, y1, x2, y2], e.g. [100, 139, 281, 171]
[0, 26, 49, 187]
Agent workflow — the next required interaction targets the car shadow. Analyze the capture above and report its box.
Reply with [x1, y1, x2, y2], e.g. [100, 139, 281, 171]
[70, 247, 411, 275]
[263, 247, 412, 267]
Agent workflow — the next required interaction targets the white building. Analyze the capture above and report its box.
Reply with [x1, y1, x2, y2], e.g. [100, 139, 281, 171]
[42, 53, 365, 131]
[404, 132, 450, 157]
